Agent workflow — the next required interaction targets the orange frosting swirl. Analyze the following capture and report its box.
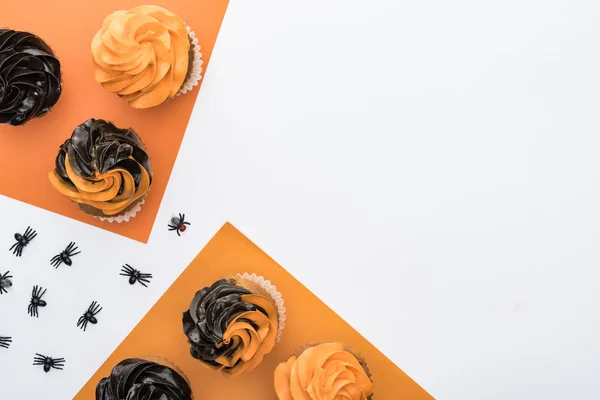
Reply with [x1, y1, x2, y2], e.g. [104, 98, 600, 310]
[48, 118, 152, 217]
[92, 5, 191, 108]
[274, 342, 374, 400]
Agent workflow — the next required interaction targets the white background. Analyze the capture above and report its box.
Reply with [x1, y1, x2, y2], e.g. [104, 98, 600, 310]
[2, 0, 600, 399]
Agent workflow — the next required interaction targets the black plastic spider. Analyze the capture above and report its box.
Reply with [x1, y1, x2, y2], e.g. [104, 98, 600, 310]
[9, 226, 37, 257]
[120, 264, 153, 287]
[168, 213, 191, 236]
[33, 353, 65, 373]
[77, 301, 102, 331]
[28, 285, 47, 318]
[0, 336, 11, 349]
[0, 271, 12, 295]
[50, 241, 81, 268]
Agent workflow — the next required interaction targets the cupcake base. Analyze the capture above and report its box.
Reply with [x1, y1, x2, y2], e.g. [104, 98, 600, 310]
[97, 198, 145, 223]
[177, 26, 203, 97]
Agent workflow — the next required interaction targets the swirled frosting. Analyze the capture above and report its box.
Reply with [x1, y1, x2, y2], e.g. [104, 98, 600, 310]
[48, 118, 152, 217]
[274, 342, 374, 400]
[92, 5, 191, 108]
[182, 278, 279, 377]
[0, 29, 61, 126]
[95, 358, 192, 400]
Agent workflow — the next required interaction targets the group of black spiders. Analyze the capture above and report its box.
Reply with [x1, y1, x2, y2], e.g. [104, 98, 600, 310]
[0, 213, 190, 373]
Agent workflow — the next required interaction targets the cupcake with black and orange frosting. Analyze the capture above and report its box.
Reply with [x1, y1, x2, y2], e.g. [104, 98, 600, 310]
[274, 342, 374, 400]
[48, 118, 152, 222]
[96, 357, 192, 400]
[92, 5, 203, 109]
[182, 273, 286, 377]
[0, 29, 62, 126]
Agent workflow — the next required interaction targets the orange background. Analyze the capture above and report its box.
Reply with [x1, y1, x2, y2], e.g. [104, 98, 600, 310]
[75, 223, 433, 399]
[0, 0, 229, 243]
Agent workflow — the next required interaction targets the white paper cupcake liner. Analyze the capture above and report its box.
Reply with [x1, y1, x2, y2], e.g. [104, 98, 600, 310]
[236, 272, 286, 343]
[96, 198, 145, 223]
[177, 26, 203, 97]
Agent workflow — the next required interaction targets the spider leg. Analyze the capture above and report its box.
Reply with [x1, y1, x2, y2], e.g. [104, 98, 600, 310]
[77, 316, 87, 331]
[168, 225, 178, 230]
[120, 266, 134, 275]
[90, 302, 102, 315]
[176, 229, 181, 237]
[16, 245, 22, 257]
[183, 221, 191, 226]
[180, 213, 185, 222]
[67, 242, 80, 256]
[137, 278, 148, 288]
[0, 287, 6, 295]
[27, 230, 37, 241]
[24, 227, 31, 237]
[9, 242, 17, 252]
[121, 264, 135, 274]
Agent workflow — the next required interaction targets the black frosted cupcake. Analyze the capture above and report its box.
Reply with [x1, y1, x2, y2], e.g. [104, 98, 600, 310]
[0, 29, 61, 126]
[47, 118, 153, 222]
[95, 358, 192, 400]
[182, 273, 286, 377]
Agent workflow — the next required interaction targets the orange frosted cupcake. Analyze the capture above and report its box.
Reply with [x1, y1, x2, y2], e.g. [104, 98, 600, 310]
[182, 273, 286, 377]
[92, 5, 203, 109]
[274, 342, 374, 400]
[48, 118, 152, 223]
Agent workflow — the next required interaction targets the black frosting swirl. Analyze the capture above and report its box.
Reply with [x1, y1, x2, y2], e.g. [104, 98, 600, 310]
[0, 29, 61, 126]
[54, 118, 152, 184]
[95, 358, 192, 400]
[183, 279, 254, 364]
